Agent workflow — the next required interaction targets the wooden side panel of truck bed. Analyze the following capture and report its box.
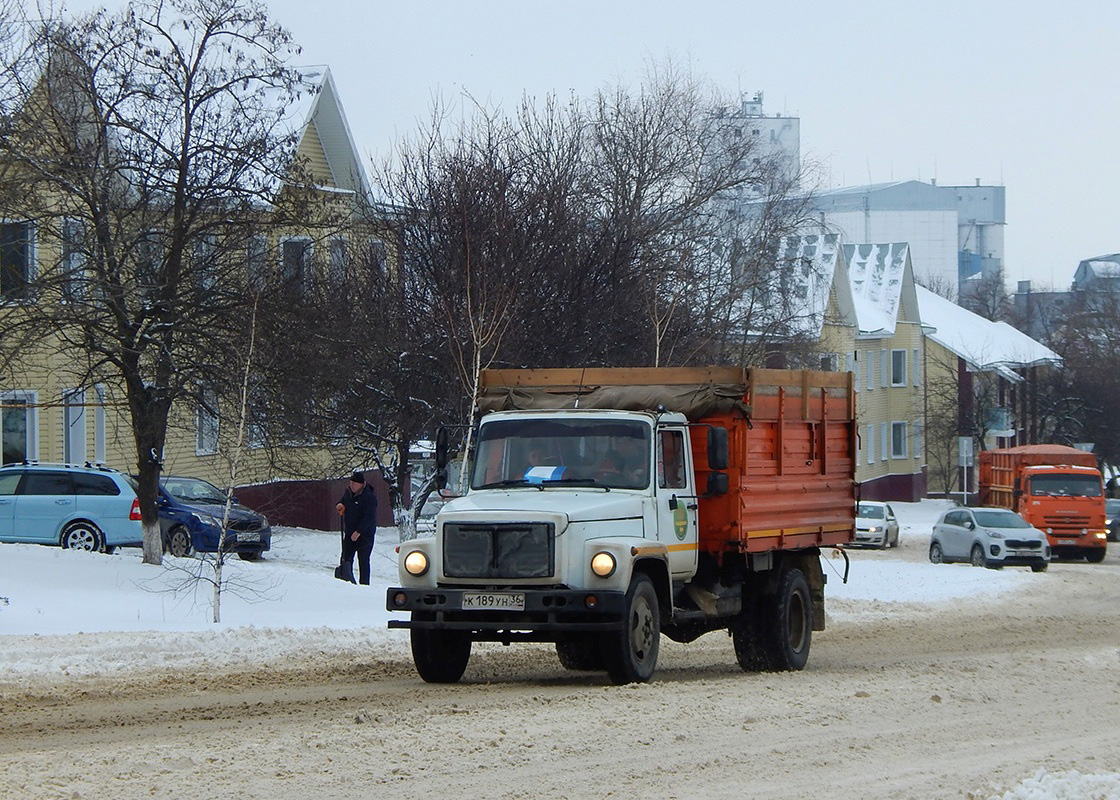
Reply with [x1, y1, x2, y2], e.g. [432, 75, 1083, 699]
[692, 369, 856, 555]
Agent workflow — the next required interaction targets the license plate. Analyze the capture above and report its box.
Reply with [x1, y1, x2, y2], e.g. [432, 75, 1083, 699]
[1058, 539, 1075, 545]
[236, 531, 260, 542]
[462, 592, 525, 611]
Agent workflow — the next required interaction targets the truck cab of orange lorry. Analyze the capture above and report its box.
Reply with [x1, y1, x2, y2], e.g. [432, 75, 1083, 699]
[386, 367, 857, 685]
[978, 445, 1107, 563]
[1016, 464, 1107, 561]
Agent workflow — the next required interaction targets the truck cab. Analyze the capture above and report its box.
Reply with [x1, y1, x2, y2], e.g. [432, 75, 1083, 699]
[1018, 465, 1107, 561]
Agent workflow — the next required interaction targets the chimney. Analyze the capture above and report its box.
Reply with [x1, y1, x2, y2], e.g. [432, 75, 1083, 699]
[1018, 280, 1032, 294]
[931, 178, 936, 186]
[975, 178, 980, 186]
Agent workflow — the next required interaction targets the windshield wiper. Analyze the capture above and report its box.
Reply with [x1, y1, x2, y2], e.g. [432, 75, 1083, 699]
[541, 478, 610, 491]
[475, 479, 540, 490]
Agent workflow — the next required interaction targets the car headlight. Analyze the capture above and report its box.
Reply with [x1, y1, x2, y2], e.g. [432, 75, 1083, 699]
[403, 550, 429, 576]
[191, 512, 221, 528]
[590, 551, 616, 578]
[986, 530, 1005, 539]
[868, 526, 881, 533]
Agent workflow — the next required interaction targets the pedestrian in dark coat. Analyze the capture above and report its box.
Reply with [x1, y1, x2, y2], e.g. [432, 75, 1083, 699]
[335, 470, 378, 585]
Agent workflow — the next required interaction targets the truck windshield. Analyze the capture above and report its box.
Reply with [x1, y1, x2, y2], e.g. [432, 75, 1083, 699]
[1028, 474, 1102, 497]
[472, 418, 651, 490]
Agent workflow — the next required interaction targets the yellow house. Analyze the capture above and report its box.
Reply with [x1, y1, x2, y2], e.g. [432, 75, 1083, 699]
[1, 65, 392, 525]
[781, 235, 927, 500]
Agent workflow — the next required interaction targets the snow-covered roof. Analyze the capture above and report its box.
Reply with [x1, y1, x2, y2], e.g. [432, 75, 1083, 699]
[916, 285, 1061, 380]
[843, 243, 911, 336]
[264, 65, 371, 197]
[1073, 254, 1120, 288]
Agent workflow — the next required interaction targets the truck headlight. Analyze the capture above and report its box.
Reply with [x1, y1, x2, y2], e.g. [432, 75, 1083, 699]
[590, 551, 616, 578]
[403, 550, 429, 576]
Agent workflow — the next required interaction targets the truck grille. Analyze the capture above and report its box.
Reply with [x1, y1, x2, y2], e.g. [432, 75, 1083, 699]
[443, 522, 555, 579]
[1005, 539, 1041, 549]
[1041, 515, 1089, 528]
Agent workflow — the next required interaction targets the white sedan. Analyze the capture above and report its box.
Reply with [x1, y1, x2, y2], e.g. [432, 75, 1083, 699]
[853, 501, 900, 548]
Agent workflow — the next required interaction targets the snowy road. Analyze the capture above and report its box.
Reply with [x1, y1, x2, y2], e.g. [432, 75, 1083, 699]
[1, 505, 1119, 799]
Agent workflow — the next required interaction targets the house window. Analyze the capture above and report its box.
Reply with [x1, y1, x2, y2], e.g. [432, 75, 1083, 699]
[913, 421, 922, 459]
[196, 387, 219, 455]
[94, 384, 106, 463]
[820, 353, 838, 372]
[866, 425, 875, 464]
[368, 237, 387, 276]
[329, 237, 347, 284]
[1, 390, 38, 463]
[865, 354, 873, 391]
[1, 220, 35, 300]
[135, 231, 162, 291]
[63, 388, 86, 463]
[60, 218, 87, 301]
[880, 350, 888, 388]
[880, 422, 889, 461]
[193, 234, 218, 291]
[246, 236, 268, 293]
[913, 348, 921, 386]
[891, 350, 907, 386]
[280, 237, 313, 291]
[891, 421, 908, 459]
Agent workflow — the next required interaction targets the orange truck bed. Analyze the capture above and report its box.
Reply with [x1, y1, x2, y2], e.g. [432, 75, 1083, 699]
[978, 444, 1097, 508]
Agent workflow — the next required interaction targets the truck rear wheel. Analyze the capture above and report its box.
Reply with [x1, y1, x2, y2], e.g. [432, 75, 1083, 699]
[556, 637, 605, 671]
[603, 573, 660, 684]
[760, 567, 812, 671]
[410, 612, 471, 683]
[731, 609, 769, 672]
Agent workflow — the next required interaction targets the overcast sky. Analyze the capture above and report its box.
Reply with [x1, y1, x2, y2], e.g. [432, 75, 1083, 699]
[65, 1, 1120, 288]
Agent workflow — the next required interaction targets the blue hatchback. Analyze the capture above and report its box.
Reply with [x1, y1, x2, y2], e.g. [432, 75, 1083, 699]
[155, 476, 271, 560]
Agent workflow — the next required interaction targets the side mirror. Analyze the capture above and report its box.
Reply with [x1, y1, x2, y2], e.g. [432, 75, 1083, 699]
[230, 496, 241, 505]
[434, 466, 448, 491]
[668, 495, 678, 511]
[707, 427, 729, 470]
[435, 428, 449, 470]
[706, 472, 729, 496]
[966, 520, 975, 530]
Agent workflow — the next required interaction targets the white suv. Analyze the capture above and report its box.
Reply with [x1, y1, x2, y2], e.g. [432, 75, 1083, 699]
[929, 507, 1050, 572]
[0, 463, 143, 553]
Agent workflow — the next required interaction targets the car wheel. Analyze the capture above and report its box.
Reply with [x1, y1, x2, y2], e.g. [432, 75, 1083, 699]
[60, 520, 106, 553]
[929, 542, 944, 564]
[970, 544, 986, 568]
[878, 534, 889, 550]
[1030, 562, 1048, 573]
[167, 526, 193, 557]
[237, 551, 262, 562]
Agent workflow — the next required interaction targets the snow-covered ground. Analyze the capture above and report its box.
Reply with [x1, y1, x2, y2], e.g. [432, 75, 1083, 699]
[1, 498, 1117, 799]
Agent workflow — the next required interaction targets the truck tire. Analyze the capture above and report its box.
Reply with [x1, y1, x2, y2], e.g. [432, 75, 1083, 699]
[603, 573, 660, 684]
[731, 608, 769, 672]
[759, 567, 812, 672]
[556, 637, 605, 671]
[410, 612, 471, 684]
[1085, 548, 1106, 564]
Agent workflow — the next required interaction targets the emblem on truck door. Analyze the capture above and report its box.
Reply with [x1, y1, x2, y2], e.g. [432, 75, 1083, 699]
[674, 504, 688, 541]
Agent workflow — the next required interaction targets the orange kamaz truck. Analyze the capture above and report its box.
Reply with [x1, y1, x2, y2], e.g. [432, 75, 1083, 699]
[978, 444, 1107, 562]
[387, 367, 857, 683]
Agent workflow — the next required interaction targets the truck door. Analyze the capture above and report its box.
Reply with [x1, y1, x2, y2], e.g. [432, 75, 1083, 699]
[655, 427, 699, 578]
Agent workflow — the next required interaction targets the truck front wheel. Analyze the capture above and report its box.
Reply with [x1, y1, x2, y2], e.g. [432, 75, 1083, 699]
[603, 573, 660, 684]
[410, 612, 472, 683]
[1085, 548, 1106, 564]
[761, 567, 812, 671]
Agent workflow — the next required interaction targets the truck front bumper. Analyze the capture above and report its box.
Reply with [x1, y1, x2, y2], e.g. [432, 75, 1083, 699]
[386, 586, 629, 640]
